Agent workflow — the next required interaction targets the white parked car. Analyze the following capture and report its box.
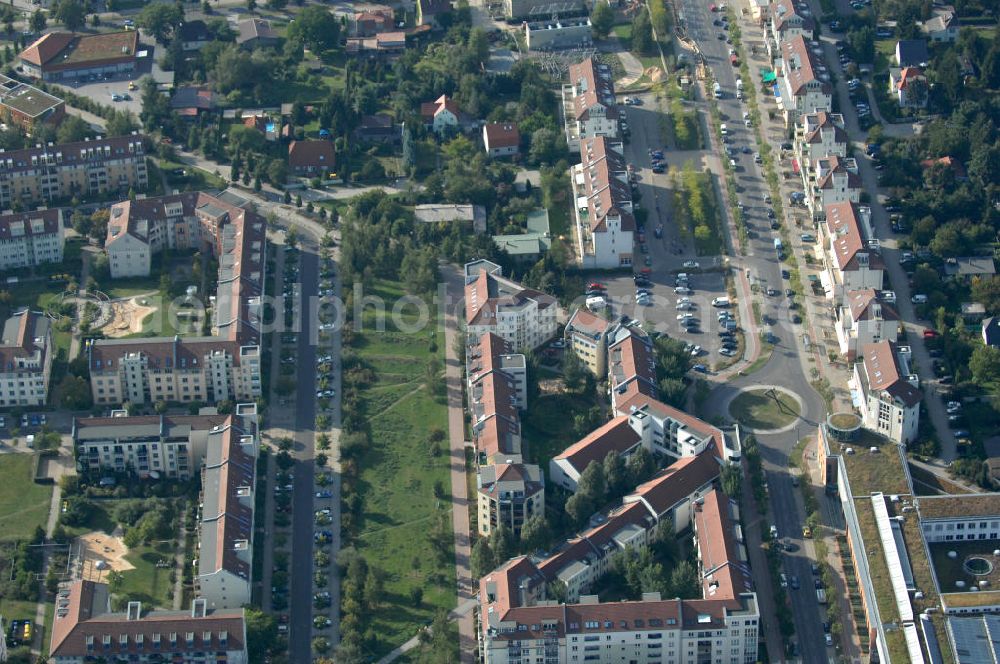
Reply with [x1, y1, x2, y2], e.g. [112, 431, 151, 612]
[683, 260, 700, 269]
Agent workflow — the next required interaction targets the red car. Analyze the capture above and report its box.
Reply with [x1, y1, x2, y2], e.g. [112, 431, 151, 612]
[923, 329, 939, 338]
[709, 3, 717, 10]
[588, 282, 606, 290]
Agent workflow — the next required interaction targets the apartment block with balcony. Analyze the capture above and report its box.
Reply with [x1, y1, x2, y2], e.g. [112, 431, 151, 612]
[477, 463, 545, 537]
[50, 582, 247, 664]
[197, 405, 258, 610]
[607, 327, 658, 411]
[794, 110, 847, 182]
[563, 308, 611, 375]
[0, 310, 53, 407]
[851, 340, 921, 445]
[837, 289, 900, 360]
[0, 208, 65, 270]
[766, 0, 815, 61]
[0, 134, 147, 209]
[561, 57, 619, 152]
[92, 192, 265, 406]
[571, 137, 634, 269]
[464, 259, 559, 352]
[467, 332, 528, 410]
[776, 36, 832, 127]
[550, 417, 643, 492]
[821, 201, 883, 301]
[805, 155, 862, 220]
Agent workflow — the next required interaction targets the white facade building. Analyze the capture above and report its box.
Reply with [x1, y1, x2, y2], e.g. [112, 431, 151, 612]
[0, 209, 65, 270]
[572, 137, 635, 269]
[777, 36, 833, 126]
[821, 201, 884, 301]
[0, 311, 52, 407]
[836, 289, 900, 360]
[562, 58, 619, 151]
[851, 341, 921, 445]
[464, 259, 558, 352]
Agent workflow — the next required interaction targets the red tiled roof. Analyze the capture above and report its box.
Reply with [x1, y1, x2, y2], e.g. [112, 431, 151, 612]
[614, 393, 727, 460]
[846, 289, 898, 322]
[626, 452, 721, 517]
[693, 488, 753, 599]
[861, 340, 921, 407]
[579, 137, 635, 234]
[780, 35, 831, 96]
[566, 308, 609, 337]
[484, 122, 521, 149]
[554, 417, 642, 475]
[19, 32, 75, 67]
[568, 58, 617, 122]
[825, 201, 880, 272]
[288, 139, 335, 170]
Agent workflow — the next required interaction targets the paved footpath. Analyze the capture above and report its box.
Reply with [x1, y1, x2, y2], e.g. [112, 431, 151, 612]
[442, 265, 476, 663]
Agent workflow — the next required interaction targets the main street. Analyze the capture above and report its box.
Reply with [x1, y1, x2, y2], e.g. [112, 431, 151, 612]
[674, 0, 835, 660]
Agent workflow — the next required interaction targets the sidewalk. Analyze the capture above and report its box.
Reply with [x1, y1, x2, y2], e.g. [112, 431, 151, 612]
[442, 265, 475, 664]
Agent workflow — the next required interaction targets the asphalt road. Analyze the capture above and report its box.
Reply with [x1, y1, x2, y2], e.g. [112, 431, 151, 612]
[678, 0, 833, 660]
[288, 241, 319, 664]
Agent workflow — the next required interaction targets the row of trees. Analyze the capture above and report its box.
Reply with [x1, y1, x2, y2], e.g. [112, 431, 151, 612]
[565, 449, 658, 529]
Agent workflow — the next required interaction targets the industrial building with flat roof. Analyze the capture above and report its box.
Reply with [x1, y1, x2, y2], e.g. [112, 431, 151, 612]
[0, 74, 65, 130]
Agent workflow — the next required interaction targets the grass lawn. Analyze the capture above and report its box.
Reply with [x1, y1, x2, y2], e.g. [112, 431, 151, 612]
[351, 279, 453, 658]
[521, 391, 601, 470]
[0, 598, 39, 624]
[158, 160, 228, 193]
[105, 275, 160, 300]
[119, 541, 176, 609]
[0, 454, 53, 541]
[728, 388, 800, 430]
[61, 502, 117, 539]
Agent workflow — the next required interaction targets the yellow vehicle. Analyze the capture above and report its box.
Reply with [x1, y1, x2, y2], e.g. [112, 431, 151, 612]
[127, 81, 136, 91]
[802, 526, 812, 538]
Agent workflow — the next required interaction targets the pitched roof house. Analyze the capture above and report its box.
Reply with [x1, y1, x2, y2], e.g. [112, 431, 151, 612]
[236, 18, 279, 48]
[483, 122, 521, 158]
[178, 20, 212, 51]
[895, 39, 930, 67]
[888, 66, 928, 108]
[287, 140, 336, 175]
[420, 94, 471, 134]
[417, 0, 452, 25]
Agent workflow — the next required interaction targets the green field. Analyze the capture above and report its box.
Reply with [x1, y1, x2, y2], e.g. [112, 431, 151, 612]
[0, 454, 53, 541]
[351, 280, 453, 658]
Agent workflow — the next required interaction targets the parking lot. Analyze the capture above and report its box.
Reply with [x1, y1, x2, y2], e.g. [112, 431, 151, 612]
[49, 46, 173, 120]
[588, 266, 743, 368]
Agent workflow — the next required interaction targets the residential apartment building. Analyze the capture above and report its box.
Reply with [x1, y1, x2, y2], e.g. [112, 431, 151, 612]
[851, 341, 921, 445]
[776, 36, 832, 126]
[197, 406, 258, 610]
[564, 308, 611, 375]
[478, 463, 545, 537]
[92, 192, 265, 406]
[836, 289, 899, 361]
[550, 417, 643, 491]
[562, 58, 619, 152]
[50, 583, 247, 664]
[0, 134, 147, 209]
[616, 393, 730, 461]
[0, 208, 65, 270]
[480, 480, 757, 664]
[19, 31, 139, 81]
[571, 137, 635, 269]
[805, 155, 862, 220]
[467, 332, 528, 410]
[766, 0, 815, 61]
[464, 259, 558, 352]
[607, 328, 657, 411]
[794, 110, 847, 176]
[0, 74, 65, 130]
[73, 411, 231, 479]
[0, 310, 53, 407]
[465, 328, 544, 537]
[821, 201, 883, 301]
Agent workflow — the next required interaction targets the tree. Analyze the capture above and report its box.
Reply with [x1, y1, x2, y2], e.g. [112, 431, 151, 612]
[565, 491, 595, 527]
[721, 463, 742, 497]
[519, 514, 551, 552]
[490, 524, 514, 565]
[59, 375, 92, 410]
[287, 5, 341, 52]
[562, 348, 589, 393]
[603, 450, 627, 498]
[668, 560, 700, 599]
[55, 0, 85, 30]
[29, 9, 46, 33]
[470, 537, 495, 577]
[577, 461, 607, 502]
[972, 276, 1000, 315]
[244, 608, 278, 664]
[136, 2, 184, 43]
[246, 0, 257, 11]
[528, 127, 566, 166]
[970, 345, 1000, 385]
[590, 1, 614, 39]
[631, 8, 653, 55]
[56, 115, 91, 144]
[106, 110, 138, 137]
[626, 446, 655, 487]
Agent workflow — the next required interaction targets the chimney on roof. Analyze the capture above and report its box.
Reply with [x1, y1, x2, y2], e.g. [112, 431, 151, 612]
[191, 598, 207, 618]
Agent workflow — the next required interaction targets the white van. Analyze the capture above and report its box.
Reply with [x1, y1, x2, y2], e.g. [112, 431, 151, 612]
[911, 294, 928, 304]
[586, 296, 606, 310]
[720, 124, 728, 135]
[712, 296, 731, 307]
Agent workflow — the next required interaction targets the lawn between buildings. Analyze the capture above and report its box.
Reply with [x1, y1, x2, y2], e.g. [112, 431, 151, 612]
[347, 279, 454, 658]
[0, 453, 55, 541]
